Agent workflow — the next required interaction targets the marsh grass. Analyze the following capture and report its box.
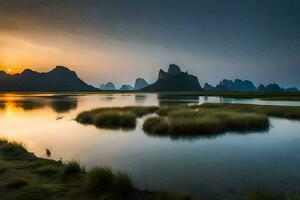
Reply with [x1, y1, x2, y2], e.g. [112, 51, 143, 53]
[245, 189, 273, 200]
[287, 194, 300, 200]
[143, 117, 168, 134]
[94, 111, 136, 129]
[200, 103, 300, 120]
[34, 165, 60, 176]
[84, 167, 133, 196]
[0, 138, 28, 159]
[113, 172, 133, 195]
[76, 106, 158, 129]
[144, 107, 269, 137]
[84, 167, 114, 194]
[62, 159, 84, 175]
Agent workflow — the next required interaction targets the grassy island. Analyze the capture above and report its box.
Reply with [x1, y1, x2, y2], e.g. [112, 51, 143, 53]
[0, 138, 193, 200]
[76, 106, 158, 129]
[143, 103, 300, 137]
[77, 103, 300, 138]
[143, 107, 270, 137]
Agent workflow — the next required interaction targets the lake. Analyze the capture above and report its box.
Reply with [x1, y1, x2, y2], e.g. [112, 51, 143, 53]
[1, 93, 300, 200]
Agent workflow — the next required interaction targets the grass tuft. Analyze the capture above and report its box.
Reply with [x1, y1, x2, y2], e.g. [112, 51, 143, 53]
[84, 167, 133, 196]
[287, 194, 300, 200]
[113, 172, 133, 195]
[94, 111, 136, 129]
[0, 138, 29, 159]
[62, 159, 84, 175]
[84, 167, 115, 194]
[76, 106, 158, 129]
[143, 117, 169, 134]
[245, 189, 273, 200]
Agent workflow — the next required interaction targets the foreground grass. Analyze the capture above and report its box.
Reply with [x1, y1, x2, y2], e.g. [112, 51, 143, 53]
[0, 138, 193, 200]
[245, 189, 300, 200]
[76, 106, 158, 129]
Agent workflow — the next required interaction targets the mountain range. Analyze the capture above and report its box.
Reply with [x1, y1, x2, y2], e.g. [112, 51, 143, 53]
[99, 78, 149, 91]
[0, 66, 98, 92]
[204, 79, 298, 93]
[0, 65, 298, 93]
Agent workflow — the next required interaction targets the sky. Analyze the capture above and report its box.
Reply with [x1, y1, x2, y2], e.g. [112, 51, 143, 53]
[0, 0, 299, 88]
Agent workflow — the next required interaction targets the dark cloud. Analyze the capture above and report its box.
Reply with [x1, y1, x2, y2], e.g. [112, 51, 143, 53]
[0, 0, 299, 87]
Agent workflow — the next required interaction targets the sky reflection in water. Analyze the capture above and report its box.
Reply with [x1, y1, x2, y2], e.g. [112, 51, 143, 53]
[0, 93, 300, 200]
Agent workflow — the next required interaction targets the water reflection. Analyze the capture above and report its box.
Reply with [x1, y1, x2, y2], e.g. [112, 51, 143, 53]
[157, 93, 199, 105]
[0, 93, 300, 200]
[144, 128, 269, 141]
[50, 99, 77, 113]
[0, 102, 5, 110]
[135, 94, 147, 104]
[14, 100, 45, 110]
[0, 95, 78, 113]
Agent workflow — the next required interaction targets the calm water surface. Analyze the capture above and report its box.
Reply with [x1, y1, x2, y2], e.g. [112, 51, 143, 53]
[1, 93, 300, 200]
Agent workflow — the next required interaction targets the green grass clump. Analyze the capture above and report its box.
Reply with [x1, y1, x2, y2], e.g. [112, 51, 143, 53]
[94, 111, 136, 129]
[223, 113, 270, 131]
[85, 167, 114, 194]
[201, 103, 300, 120]
[156, 105, 188, 116]
[287, 194, 300, 200]
[113, 172, 133, 195]
[0, 138, 28, 159]
[34, 165, 60, 176]
[143, 117, 168, 134]
[84, 167, 133, 196]
[76, 106, 158, 129]
[62, 159, 84, 175]
[7, 178, 28, 189]
[168, 116, 224, 135]
[76, 111, 94, 124]
[144, 106, 269, 138]
[245, 189, 273, 200]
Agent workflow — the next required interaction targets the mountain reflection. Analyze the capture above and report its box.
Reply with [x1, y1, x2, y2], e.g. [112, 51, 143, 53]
[157, 93, 199, 106]
[144, 129, 268, 141]
[50, 99, 78, 113]
[0, 95, 78, 113]
[135, 94, 147, 103]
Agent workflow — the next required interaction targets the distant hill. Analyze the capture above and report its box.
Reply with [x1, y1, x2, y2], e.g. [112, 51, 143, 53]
[119, 84, 134, 91]
[204, 83, 216, 91]
[134, 78, 149, 90]
[99, 82, 116, 90]
[0, 66, 98, 92]
[142, 64, 202, 92]
[258, 84, 282, 93]
[204, 79, 298, 93]
[214, 79, 257, 92]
